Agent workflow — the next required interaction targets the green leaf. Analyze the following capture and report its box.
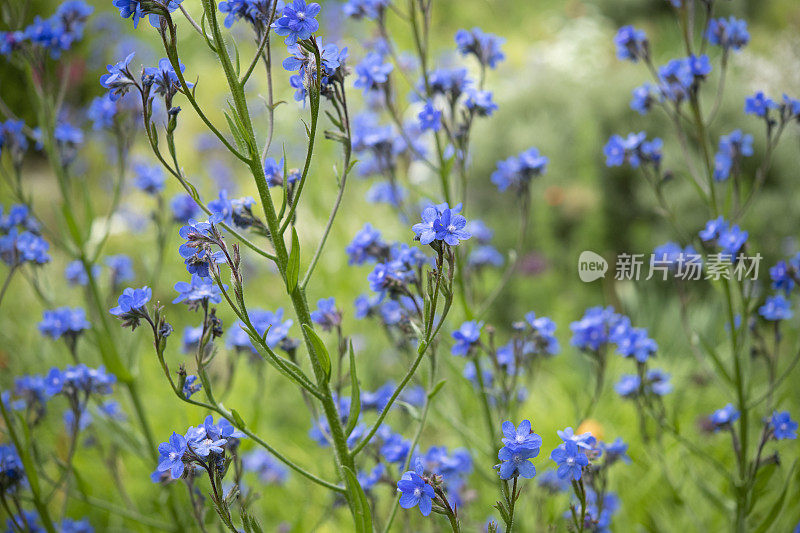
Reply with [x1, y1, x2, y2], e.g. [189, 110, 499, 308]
[492, 501, 510, 524]
[224, 111, 246, 151]
[302, 324, 331, 381]
[427, 379, 447, 401]
[287, 227, 300, 293]
[749, 462, 778, 512]
[342, 466, 373, 533]
[231, 409, 246, 429]
[345, 342, 361, 437]
[753, 461, 796, 533]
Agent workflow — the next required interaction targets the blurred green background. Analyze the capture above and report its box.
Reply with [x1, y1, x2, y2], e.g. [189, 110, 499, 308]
[2, 0, 800, 531]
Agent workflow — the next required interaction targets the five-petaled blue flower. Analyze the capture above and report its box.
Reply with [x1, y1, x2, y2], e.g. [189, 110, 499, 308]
[550, 440, 589, 481]
[272, 0, 321, 44]
[769, 411, 797, 440]
[157, 432, 188, 479]
[451, 320, 483, 356]
[759, 294, 793, 321]
[396, 460, 436, 516]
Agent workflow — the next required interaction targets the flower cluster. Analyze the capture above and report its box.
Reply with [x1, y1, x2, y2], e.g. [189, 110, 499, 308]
[713, 129, 753, 181]
[454, 27, 505, 69]
[615, 369, 672, 398]
[698, 216, 748, 256]
[0, 0, 92, 59]
[228, 308, 293, 353]
[0, 204, 49, 266]
[706, 17, 749, 52]
[272, 0, 320, 45]
[603, 132, 662, 170]
[491, 147, 548, 192]
[155, 416, 246, 481]
[495, 420, 542, 479]
[412, 202, 471, 246]
[614, 26, 648, 62]
[38, 307, 91, 342]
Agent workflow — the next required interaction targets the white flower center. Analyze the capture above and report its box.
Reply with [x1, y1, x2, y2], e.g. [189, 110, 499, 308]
[413, 487, 421, 497]
[297, 11, 306, 20]
[566, 457, 575, 465]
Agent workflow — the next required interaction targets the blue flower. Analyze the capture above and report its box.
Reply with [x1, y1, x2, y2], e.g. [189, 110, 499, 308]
[600, 438, 630, 465]
[105, 254, 135, 286]
[380, 433, 411, 463]
[157, 432, 188, 479]
[219, 0, 284, 28]
[570, 306, 624, 352]
[133, 162, 165, 194]
[144, 58, 192, 104]
[113, 0, 144, 27]
[468, 245, 504, 269]
[346, 223, 386, 265]
[657, 56, 709, 102]
[770, 253, 800, 295]
[698, 215, 727, 241]
[465, 89, 498, 116]
[425, 67, 471, 99]
[361, 381, 395, 412]
[64, 407, 92, 433]
[550, 440, 589, 481]
[87, 94, 117, 130]
[243, 450, 288, 484]
[397, 460, 435, 516]
[0, 444, 25, 491]
[630, 83, 663, 115]
[178, 219, 226, 277]
[342, 0, 388, 19]
[717, 224, 748, 256]
[455, 27, 505, 68]
[228, 309, 293, 352]
[491, 147, 548, 192]
[110, 286, 152, 324]
[38, 307, 91, 340]
[501, 419, 542, 450]
[58, 518, 93, 533]
[604, 132, 662, 168]
[0, 230, 50, 266]
[64, 260, 100, 286]
[709, 403, 739, 430]
[615, 327, 657, 363]
[357, 463, 385, 491]
[614, 374, 641, 398]
[614, 26, 648, 62]
[272, 0, 321, 44]
[433, 206, 471, 246]
[417, 101, 441, 132]
[706, 17, 749, 51]
[366, 181, 407, 207]
[100, 52, 137, 101]
[713, 129, 753, 181]
[497, 444, 538, 480]
[759, 295, 793, 321]
[173, 274, 226, 305]
[698, 217, 747, 255]
[647, 369, 673, 395]
[310, 297, 342, 331]
[744, 91, 778, 117]
[170, 194, 200, 222]
[769, 411, 797, 440]
[354, 52, 393, 92]
[538, 469, 570, 492]
[451, 320, 483, 356]
[557, 427, 596, 450]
